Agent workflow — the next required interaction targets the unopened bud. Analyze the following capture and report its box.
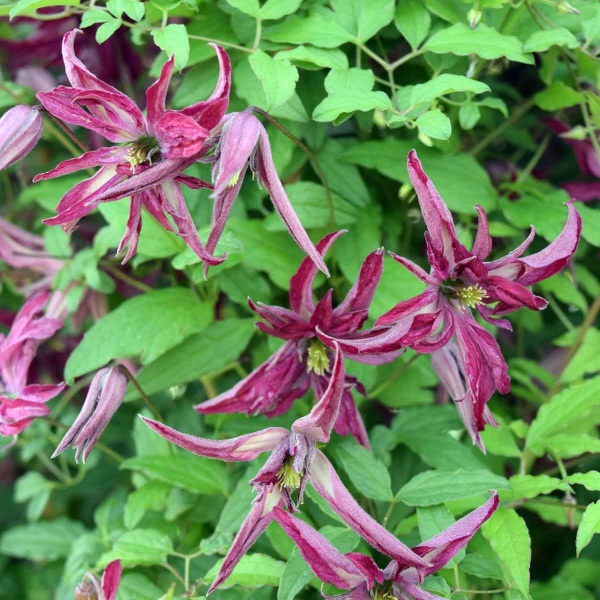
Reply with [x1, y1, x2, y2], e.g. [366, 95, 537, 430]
[373, 109, 387, 129]
[418, 130, 433, 147]
[468, 8, 482, 28]
[74, 574, 101, 600]
[556, 1, 579, 14]
[399, 182, 414, 200]
[0, 105, 43, 170]
[561, 125, 588, 141]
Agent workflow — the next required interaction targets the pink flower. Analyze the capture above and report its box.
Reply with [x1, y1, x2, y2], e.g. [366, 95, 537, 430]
[0, 105, 43, 170]
[75, 559, 122, 600]
[195, 231, 401, 447]
[141, 347, 427, 593]
[273, 491, 499, 599]
[35, 29, 231, 265]
[0, 293, 64, 437]
[326, 150, 581, 448]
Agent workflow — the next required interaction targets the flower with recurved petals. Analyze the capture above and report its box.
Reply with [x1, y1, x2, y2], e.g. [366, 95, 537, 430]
[0, 105, 43, 170]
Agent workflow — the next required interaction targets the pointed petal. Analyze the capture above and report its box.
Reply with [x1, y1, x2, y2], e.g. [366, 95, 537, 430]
[485, 276, 547, 311]
[140, 416, 289, 461]
[484, 227, 536, 272]
[388, 251, 438, 285]
[310, 450, 429, 569]
[117, 195, 143, 264]
[146, 55, 174, 126]
[155, 110, 209, 159]
[375, 288, 439, 327]
[334, 388, 370, 448]
[394, 578, 446, 600]
[471, 205, 492, 260]
[101, 560, 122, 600]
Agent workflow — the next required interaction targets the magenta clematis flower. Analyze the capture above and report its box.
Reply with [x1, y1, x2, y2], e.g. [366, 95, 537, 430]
[75, 559, 122, 600]
[274, 491, 498, 600]
[0, 105, 43, 170]
[52, 366, 127, 463]
[203, 109, 328, 276]
[141, 348, 427, 593]
[324, 151, 581, 448]
[0, 293, 64, 437]
[195, 231, 402, 447]
[34, 29, 231, 265]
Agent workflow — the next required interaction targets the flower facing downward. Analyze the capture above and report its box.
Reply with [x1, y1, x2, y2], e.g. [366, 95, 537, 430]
[53, 366, 127, 463]
[0, 105, 43, 171]
[75, 559, 122, 600]
[141, 347, 427, 594]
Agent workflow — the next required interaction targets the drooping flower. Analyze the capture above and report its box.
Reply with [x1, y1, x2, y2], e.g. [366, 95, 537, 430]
[52, 366, 127, 463]
[141, 347, 427, 593]
[0, 292, 64, 437]
[75, 559, 122, 600]
[322, 150, 581, 448]
[273, 491, 498, 600]
[0, 105, 43, 170]
[34, 29, 231, 265]
[195, 231, 402, 447]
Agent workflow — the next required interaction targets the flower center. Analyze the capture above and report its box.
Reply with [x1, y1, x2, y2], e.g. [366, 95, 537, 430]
[372, 582, 396, 599]
[126, 137, 159, 170]
[454, 284, 488, 308]
[306, 339, 330, 376]
[276, 456, 302, 491]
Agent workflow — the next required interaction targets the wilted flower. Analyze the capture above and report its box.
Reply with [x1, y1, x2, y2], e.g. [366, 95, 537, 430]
[75, 559, 121, 600]
[274, 491, 499, 600]
[0, 105, 43, 170]
[142, 348, 427, 593]
[326, 150, 581, 448]
[0, 292, 64, 437]
[35, 29, 231, 265]
[53, 366, 127, 463]
[196, 231, 401, 447]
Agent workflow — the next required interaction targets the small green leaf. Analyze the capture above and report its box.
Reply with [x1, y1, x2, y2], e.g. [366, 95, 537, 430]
[395, 0, 431, 50]
[499, 475, 564, 503]
[330, 0, 395, 42]
[124, 481, 171, 529]
[96, 19, 122, 44]
[99, 529, 174, 567]
[9, 0, 79, 19]
[410, 75, 490, 106]
[576, 501, 600, 556]
[275, 46, 349, 70]
[523, 28, 579, 53]
[534, 81, 585, 111]
[265, 12, 354, 48]
[204, 553, 285, 588]
[80, 8, 113, 27]
[416, 110, 452, 140]
[249, 50, 299, 111]
[225, 0, 260, 17]
[152, 24, 190, 71]
[459, 554, 505, 580]
[259, 0, 303, 20]
[568, 471, 600, 492]
[459, 103, 481, 130]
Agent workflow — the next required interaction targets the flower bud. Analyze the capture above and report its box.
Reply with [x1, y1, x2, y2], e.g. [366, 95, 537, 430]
[0, 105, 43, 170]
[468, 7, 482, 28]
[556, 1, 579, 14]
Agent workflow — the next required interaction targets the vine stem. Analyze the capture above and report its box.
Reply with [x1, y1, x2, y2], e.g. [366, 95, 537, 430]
[101, 262, 154, 293]
[39, 108, 90, 154]
[515, 133, 550, 183]
[251, 106, 336, 227]
[118, 364, 164, 422]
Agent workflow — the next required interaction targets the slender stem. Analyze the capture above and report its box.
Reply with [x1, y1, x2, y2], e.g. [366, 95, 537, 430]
[201, 375, 217, 399]
[52, 373, 96, 419]
[252, 19, 262, 51]
[546, 293, 575, 332]
[118, 365, 164, 422]
[186, 34, 252, 54]
[40, 109, 90, 154]
[516, 133, 550, 183]
[389, 48, 425, 70]
[382, 499, 397, 528]
[95, 442, 125, 463]
[357, 42, 390, 71]
[161, 562, 186, 587]
[102, 262, 153, 293]
[37, 451, 68, 482]
[251, 107, 336, 227]
[369, 353, 422, 398]
[455, 588, 511, 595]
[43, 118, 88, 163]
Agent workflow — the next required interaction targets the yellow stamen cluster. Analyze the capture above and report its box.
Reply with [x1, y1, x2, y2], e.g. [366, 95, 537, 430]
[306, 339, 330, 376]
[372, 585, 397, 599]
[276, 458, 302, 491]
[125, 138, 157, 170]
[228, 171, 242, 187]
[455, 284, 488, 308]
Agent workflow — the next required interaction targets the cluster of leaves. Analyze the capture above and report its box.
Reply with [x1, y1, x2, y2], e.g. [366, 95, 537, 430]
[0, 0, 600, 599]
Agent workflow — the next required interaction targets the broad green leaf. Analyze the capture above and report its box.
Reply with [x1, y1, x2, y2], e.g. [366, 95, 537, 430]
[417, 504, 455, 541]
[259, 0, 303, 20]
[459, 103, 480, 129]
[543, 434, 600, 459]
[99, 529, 174, 567]
[205, 553, 285, 588]
[395, 0, 431, 49]
[459, 554, 505, 580]
[225, 0, 260, 17]
[499, 475, 564, 503]
[416, 110, 452, 140]
[534, 80, 584, 111]
[65, 288, 213, 381]
[0, 518, 85, 561]
[117, 574, 165, 600]
[396, 470, 509, 506]
[265, 13, 355, 48]
[557, 328, 600, 382]
[410, 75, 490, 106]
[127, 318, 256, 399]
[9, 0, 79, 18]
[576, 501, 600, 556]
[152, 24, 190, 71]
[121, 454, 229, 495]
[313, 68, 392, 123]
[95, 19, 122, 45]
[249, 50, 299, 111]
[568, 471, 600, 492]
[523, 28, 579, 53]
[124, 481, 171, 529]
[15, 472, 54, 522]
[276, 46, 349, 70]
[330, 0, 395, 42]
[482, 508, 531, 596]
[332, 438, 394, 501]
[479, 417, 521, 458]
[80, 8, 113, 26]
[424, 0, 467, 22]
[426, 24, 534, 64]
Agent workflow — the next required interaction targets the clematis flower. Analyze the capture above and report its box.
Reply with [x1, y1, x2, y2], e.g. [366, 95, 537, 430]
[141, 347, 427, 594]
[195, 231, 402, 447]
[52, 366, 127, 463]
[75, 559, 122, 600]
[0, 292, 64, 437]
[34, 29, 231, 265]
[0, 105, 43, 170]
[274, 491, 499, 600]
[203, 109, 328, 276]
[323, 151, 581, 448]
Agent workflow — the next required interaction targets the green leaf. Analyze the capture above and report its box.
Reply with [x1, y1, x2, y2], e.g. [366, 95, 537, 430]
[481, 508, 531, 596]
[265, 12, 355, 48]
[80, 8, 113, 27]
[205, 553, 285, 588]
[568, 471, 600, 492]
[9, 0, 79, 19]
[425, 24, 534, 64]
[259, 0, 303, 20]
[65, 288, 213, 381]
[275, 46, 349, 70]
[523, 28, 579, 52]
[534, 80, 585, 111]
[396, 470, 510, 506]
[330, 0, 395, 42]
[313, 68, 392, 123]
[576, 501, 600, 556]
[542, 434, 600, 459]
[459, 554, 505, 580]
[124, 480, 171, 529]
[332, 438, 394, 501]
[556, 328, 600, 383]
[416, 110, 452, 140]
[499, 475, 564, 503]
[0, 518, 85, 561]
[100, 529, 174, 567]
[225, 0, 260, 17]
[117, 574, 165, 600]
[248, 51, 299, 111]
[458, 103, 482, 129]
[152, 24, 190, 71]
[121, 454, 229, 495]
[96, 19, 122, 44]
[410, 75, 490, 106]
[395, 0, 431, 50]
[15, 472, 54, 522]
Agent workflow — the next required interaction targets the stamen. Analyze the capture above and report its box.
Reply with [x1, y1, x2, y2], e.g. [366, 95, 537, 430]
[455, 284, 488, 308]
[228, 171, 241, 187]
[306, 339, 330, 376]
[276, 457, 302, 491]
[125, 137, 157, 171]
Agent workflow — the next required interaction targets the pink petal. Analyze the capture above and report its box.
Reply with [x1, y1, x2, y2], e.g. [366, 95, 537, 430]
[471, 205, 492, 260]
[33, 146, 127, 181]
[155, 110, 209, 158]
[388, 251, 438, 285]
[484, 227, 535, 272]
[0, 105, 43, 170]
[146, 55, 174, 127]
[101, 559, 122, 600]
[375, 288, 439, 327]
